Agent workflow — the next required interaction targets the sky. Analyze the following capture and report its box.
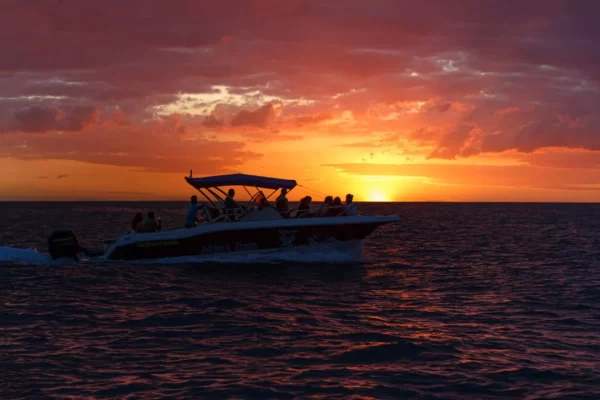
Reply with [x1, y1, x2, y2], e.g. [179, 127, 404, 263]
[1, 0, 600, 202]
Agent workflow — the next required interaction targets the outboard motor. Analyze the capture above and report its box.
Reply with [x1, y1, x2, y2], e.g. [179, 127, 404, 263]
[48, 230, 81, 261]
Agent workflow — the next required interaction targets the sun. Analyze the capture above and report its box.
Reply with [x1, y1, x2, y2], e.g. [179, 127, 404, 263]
[367, 190, 388, 202]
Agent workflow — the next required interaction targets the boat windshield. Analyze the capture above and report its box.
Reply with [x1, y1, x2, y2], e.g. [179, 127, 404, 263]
[251, 191, 268, 206]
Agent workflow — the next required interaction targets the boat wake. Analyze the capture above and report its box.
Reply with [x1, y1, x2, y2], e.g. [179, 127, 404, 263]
[0, 246, 54, 265]
[0, 240, 364, 266]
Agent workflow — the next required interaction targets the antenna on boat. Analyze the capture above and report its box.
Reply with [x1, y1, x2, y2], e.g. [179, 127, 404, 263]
[297, 184, 329, 198]
[189, 169, 193, 178]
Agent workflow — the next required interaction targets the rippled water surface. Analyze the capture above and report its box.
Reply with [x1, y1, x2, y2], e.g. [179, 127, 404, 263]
[1, 202, 600, 399]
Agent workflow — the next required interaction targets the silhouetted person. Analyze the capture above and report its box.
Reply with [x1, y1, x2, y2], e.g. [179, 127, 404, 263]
[132, 212, 144, 232]
[275, 188, 290, 218]
[344, 193, 357, 216]
[328, 197, 343, 216]
[296, 196, 312, 218]
[144, 211, 158, 232]
[225, 188, 240, 219]
[185, 195, 201, 227]
[317, 196, 333, 216]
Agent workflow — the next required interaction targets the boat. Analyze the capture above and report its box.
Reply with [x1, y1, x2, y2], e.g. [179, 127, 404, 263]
[47, 173, 400, 262]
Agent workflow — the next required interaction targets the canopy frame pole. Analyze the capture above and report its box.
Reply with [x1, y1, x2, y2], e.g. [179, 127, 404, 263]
[205, 187, 225, 206]
[252, 185, 267, 205]
[213, 187, 230, 200]
[197, 188, 215, 207]
[207, 187, 233, 222]
[265, 188, 278, 200]
[242, 185, 254, 202]
[198, 188, 223, 223]
[195, 188, 218, 223]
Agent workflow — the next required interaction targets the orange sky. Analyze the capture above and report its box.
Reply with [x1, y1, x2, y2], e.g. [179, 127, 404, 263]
[1, 1, 600, 202]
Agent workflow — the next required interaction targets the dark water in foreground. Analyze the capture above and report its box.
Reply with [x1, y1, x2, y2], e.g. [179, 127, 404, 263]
[1, 202, 600, 399]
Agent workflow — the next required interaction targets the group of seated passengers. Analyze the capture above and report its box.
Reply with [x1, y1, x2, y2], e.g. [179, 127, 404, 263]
[131, 211, 162, 233]
[276, 192, 357, 218]
[183, 189, 357, 225]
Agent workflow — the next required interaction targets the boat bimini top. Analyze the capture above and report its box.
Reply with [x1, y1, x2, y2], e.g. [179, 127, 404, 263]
[185, 173, 297, 190]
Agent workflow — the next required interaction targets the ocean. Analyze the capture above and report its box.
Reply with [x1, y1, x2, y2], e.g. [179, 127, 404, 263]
[1, 202, 599, 399]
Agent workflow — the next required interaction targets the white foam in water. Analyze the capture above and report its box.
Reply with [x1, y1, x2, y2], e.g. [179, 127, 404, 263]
[0, 246, 54, 265]
[0, 240, 365, 266]
[129, 240, 364, 265]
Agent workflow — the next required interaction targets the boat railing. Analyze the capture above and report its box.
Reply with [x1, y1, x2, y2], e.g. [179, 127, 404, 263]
[288, 205, 349, 218]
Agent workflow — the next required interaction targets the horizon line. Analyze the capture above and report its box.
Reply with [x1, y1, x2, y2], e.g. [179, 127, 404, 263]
[0, 200, 599, 204]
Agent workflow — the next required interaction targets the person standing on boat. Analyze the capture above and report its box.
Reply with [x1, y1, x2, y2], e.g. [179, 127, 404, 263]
[185, 195, 201, 228]
[275, 188, 290, 218]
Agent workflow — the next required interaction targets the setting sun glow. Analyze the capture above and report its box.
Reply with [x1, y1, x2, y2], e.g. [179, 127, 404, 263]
[367, 191, 389, 202]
